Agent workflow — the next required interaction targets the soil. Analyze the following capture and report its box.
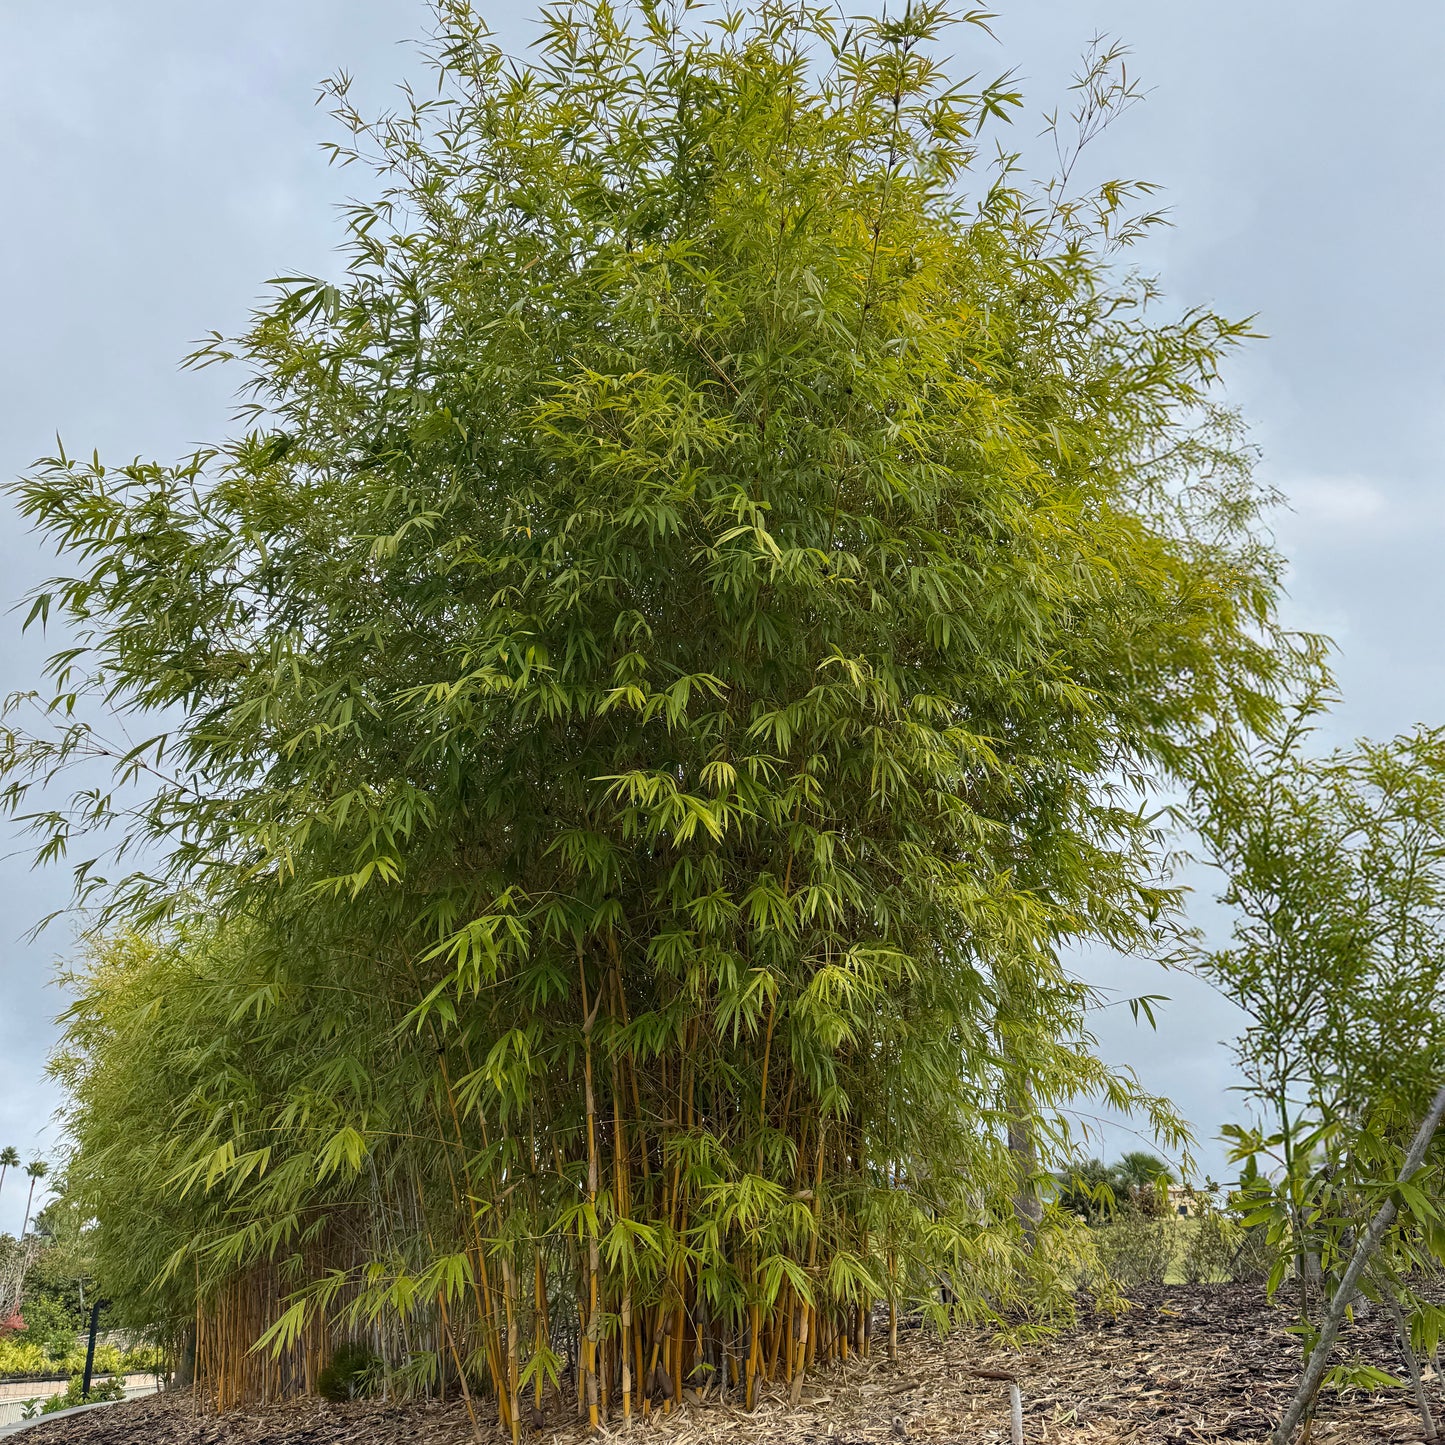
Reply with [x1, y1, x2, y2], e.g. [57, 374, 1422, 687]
[15, 1283, 1444, 1445]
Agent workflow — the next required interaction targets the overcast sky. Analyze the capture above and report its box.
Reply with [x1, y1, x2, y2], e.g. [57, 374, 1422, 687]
[1, 1, 1441, 1235]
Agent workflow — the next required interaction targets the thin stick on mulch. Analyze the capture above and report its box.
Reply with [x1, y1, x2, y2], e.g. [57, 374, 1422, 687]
[16, 1283, 1445, 1445]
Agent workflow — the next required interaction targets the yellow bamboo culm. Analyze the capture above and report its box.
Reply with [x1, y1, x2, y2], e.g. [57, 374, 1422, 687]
[184, 1016, 899, 1436]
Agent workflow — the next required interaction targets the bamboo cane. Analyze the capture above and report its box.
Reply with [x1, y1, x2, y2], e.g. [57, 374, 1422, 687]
[578, 947, 603, 1431]
[501, 1255, 522, 1445]
[437, 1289, 484, 1445]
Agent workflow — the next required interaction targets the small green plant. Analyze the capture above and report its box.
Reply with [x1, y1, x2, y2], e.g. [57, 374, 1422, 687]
[316, 1341, 380, 1403]
[19, 1398, 39, 1420]
[40, 1373, 125, 1413]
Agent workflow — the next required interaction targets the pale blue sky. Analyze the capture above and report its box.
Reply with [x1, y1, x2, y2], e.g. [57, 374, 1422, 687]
[1, 1, 1442, 1233]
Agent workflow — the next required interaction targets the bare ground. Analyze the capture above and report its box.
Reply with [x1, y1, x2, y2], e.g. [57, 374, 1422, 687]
[16, 1283, 1444, 1445]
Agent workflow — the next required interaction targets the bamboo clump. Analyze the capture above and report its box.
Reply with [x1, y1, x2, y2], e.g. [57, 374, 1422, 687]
[27, 0, 1282, 1434]
[182, 971, 925, 1431]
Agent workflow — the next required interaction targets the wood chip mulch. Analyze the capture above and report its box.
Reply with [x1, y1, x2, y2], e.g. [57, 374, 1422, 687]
[18, 1283, 1445, 1445]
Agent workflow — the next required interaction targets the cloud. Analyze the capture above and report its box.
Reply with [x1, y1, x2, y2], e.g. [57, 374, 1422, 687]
[1279, 475, 1390, 530]
[3, 0, 1443, 1199]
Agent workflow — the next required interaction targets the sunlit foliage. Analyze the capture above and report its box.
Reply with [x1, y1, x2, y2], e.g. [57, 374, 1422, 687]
[8, 2, 1292, 1432]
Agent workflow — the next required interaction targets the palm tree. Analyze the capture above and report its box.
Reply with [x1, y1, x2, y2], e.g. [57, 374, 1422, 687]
[1056, 1152, 1177, 1220]
[20, 1160, 48, 1238]
[1054, 1158, 1120, 1221]
[1114, 1150, 1175, 1190]
[1113, 1150, 1175, 1216]
[0, 1147, 18, 1205]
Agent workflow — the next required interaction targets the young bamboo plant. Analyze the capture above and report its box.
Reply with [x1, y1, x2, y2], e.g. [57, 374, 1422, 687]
[1194, 694, 1445, 1441]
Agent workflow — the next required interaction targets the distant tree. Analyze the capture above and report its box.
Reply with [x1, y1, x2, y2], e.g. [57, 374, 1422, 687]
[1057, 1151, 1175, 1221]
[1114, 1151, 1174, 1217]
[20, 1161, 48, 1239]
[0, 1146, 18, 1204]
[1114, 1151, 1174, 1189]
[0, 1234, 39, 1330]
[21, 1197, 95, 1338]
[1055, 1158, 1119, 1221]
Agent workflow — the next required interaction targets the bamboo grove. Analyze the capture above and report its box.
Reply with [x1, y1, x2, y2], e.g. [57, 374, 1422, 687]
[8, 1, 1297, 1435]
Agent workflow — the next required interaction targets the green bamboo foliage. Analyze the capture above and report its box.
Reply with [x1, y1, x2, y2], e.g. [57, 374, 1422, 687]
[15, 2, 1292, 1431]
[1183, 690, 1445, 1440]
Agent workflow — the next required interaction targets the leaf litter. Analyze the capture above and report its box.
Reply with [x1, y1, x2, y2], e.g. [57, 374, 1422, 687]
[19, 1283, 1445, 1445]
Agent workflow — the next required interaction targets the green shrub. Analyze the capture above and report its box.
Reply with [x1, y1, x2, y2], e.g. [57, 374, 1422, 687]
[12, 1297, 82, 1361]
[1093, 1210, 1175, 1285]
[1086, 1199, 1277, 1288]
[1179, 1207, 1243, 1284]
[0, 1334, 165, 1381]
[316, 1342, 380, 1402]
[40, 1374, 125, 1413]
[0, 1339, 51, 1377]
[120, 1342, 167, 1375]
[1226, 1224, 1278, 1283]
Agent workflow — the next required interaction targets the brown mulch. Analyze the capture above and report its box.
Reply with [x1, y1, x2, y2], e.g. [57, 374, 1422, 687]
[18, 1283, 1444, 1445]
